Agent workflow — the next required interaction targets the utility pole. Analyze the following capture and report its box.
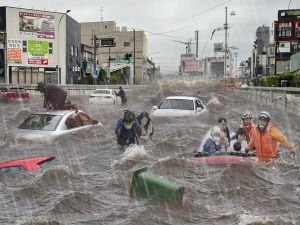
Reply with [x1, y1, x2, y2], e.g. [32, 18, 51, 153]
[93, 33, 97, 72]
[224, 6, 228, 78]
[107, 46, 111, 79]
[133, 28, 136, 84]
[100, 6, 104, 22]
[195, 30, 199, 58]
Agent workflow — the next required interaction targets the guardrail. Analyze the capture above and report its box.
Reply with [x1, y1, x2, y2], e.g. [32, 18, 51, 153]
[0, 83, 147, 96]
[234, 86, 300, 115]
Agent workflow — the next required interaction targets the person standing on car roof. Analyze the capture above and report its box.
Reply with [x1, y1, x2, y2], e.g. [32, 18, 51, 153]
[114, 86, 127, 106]
[246, 111, 296, 162]
[36, 82, 67, 110]
[115, 110, 142, 147]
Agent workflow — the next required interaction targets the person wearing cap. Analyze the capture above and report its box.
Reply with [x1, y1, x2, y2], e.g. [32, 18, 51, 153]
[115, 110, 142, 147]
[246, 111, 296, 162]
[114, 86, 127, 106]
[240, 111, 256, 143]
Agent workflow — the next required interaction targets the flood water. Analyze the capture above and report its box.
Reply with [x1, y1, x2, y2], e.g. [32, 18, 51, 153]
[0, 80, 299, 225]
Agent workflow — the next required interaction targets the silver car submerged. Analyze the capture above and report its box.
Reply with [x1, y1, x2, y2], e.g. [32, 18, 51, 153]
[151, 96, 207, 117]
[14, 110, 103, 143]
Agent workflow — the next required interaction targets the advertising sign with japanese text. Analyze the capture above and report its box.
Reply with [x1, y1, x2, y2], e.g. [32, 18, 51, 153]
[27, 40, 49, 65]
[7, 39, 22, 64]
[19, 12, 55, 39]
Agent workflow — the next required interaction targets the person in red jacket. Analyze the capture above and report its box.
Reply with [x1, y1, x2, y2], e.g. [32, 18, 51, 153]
[240, 112, 256, 143]
[246, 111, 295, 162]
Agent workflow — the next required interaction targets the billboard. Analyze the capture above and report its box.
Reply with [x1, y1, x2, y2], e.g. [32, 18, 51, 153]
[7, 39, 22, 64]
[278, 9, 300, 20]
[27, 40, 49, 65]
[183, 60, 202, 72]
[214, 43, 223, 52]
[19, 12, 55, 39]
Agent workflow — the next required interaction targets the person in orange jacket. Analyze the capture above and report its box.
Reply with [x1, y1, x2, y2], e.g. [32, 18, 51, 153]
[246, 111, 296, 162]
[240, 111, 256, 143]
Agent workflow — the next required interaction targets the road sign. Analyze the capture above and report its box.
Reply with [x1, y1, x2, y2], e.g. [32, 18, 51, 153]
[92, 69, 98, 78]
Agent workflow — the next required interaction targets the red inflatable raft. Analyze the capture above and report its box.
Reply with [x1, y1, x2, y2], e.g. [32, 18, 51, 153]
[186, 152, 256, 167]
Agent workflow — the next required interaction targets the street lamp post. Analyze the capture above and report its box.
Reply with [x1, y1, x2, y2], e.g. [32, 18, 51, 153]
[224, 7, 228, 78]
[224, 7, 236, 78]
[57, 10, 70, 84]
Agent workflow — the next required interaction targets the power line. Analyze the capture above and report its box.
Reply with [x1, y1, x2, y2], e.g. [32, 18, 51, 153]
[288, 0, 292, 9]
[176, 0, 231, 23]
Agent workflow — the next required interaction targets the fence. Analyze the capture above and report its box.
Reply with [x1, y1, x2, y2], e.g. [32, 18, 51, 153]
[234, 87, 300, 115]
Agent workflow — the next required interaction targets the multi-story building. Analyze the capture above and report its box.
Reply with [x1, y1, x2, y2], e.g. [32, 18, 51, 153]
[252, 26, 271, 78]
[0, 6, 81, 84]
[80, 21, 148, 84]
[274, 9, 300, 74]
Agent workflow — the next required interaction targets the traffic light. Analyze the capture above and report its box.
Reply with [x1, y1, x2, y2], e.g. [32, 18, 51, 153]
[124, 53, 132, 64]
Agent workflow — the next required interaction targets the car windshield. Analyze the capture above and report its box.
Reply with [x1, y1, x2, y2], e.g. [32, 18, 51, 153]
[159, 99, 194, 110]
[9, 87, 25, 92]
[38, 157, 58, 169]
[94, 90, 111, 94]
[18, 114, 62, 131]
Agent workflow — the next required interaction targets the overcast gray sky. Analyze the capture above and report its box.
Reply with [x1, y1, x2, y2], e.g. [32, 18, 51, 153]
[1, 0, 300, 74]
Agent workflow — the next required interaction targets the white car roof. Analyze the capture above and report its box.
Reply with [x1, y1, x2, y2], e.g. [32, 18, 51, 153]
[94, 89, 113, 91]
[165, 96, 197, 100]
[32, 110, 83, 116]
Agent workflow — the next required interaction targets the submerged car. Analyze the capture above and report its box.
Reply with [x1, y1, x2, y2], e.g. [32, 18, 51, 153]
[0, 156, 56, 175]
[88, 89, 120, 104]
[14, 110, 102, 142]
[0, 87, 30, 103]
[151, 96, 206, 117]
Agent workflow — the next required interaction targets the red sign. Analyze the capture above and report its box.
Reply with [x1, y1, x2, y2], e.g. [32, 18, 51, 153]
[28, 59, 48, 65]
[8, 48, 22, 63]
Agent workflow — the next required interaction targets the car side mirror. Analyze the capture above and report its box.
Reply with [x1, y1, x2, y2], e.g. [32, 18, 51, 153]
[152, 106, 158, 111]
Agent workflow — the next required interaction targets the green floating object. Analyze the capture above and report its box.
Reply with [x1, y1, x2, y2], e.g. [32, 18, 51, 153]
[128, 167, 184, 205]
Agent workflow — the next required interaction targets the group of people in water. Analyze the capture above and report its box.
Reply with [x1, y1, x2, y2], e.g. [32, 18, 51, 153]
[115, 110, 153, 147]
[36, 82, 296, 163]
[201, 111, 296, 162]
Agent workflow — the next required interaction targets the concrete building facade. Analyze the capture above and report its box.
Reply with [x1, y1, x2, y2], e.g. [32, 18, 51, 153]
[0, 6, 80, 84]
[80, 21, 148, 84]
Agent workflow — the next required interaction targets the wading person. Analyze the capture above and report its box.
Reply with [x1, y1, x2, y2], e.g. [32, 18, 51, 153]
[114, 86, 127, 106]
[115, 110, 142, 147]
[246, 111, 296, 162]
[137, 111, 153, 141]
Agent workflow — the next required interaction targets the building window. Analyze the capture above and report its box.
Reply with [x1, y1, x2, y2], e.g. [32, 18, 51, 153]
[105, 25, 107, 29]
[124, 42, 130, 47]
[49, 42, 53, 54]
[296, 22, 300, 37]
[278, 23, 291, 37]
[74, 46, 78, 57]
[22, 40, 27, 52]
[70, 46, 74, 56]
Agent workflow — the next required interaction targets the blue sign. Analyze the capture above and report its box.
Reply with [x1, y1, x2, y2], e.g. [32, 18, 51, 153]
[92, 69, 98, 78]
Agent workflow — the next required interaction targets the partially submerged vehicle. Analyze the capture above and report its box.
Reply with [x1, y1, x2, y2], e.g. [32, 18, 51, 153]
[0, 156, 56, 175]
[0, 87, 30, 103]
[151, 96, 206, 117]
[15, 110, 102, 142]
[88, 89, 120, 105]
